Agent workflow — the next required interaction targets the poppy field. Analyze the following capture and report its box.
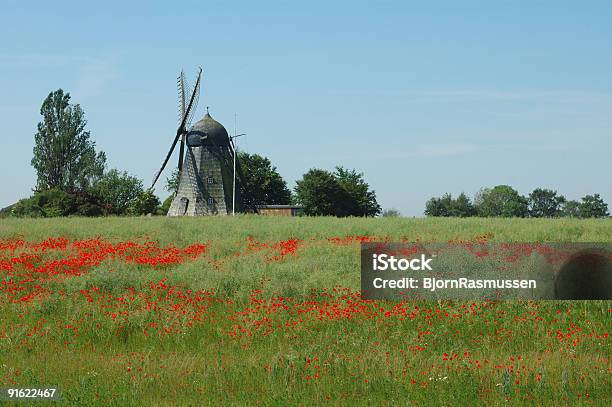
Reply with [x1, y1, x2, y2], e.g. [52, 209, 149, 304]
[0, 216, 610, 405]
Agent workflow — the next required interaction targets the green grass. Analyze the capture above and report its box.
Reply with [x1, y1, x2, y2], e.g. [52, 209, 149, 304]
[0, 216, 610, 406]
[1, 215, 611, 243]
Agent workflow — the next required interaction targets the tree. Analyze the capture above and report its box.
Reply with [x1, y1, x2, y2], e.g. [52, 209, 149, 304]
[450, 192, 476, 217]
[31, 89, 106, 192]
[91, 169, 144, 215]
[294, 167, 380, 217]
[382, 208, 401, 217]
[474, 185, 528, 217]
[294, 169, 348, 216]
[128, 189, 161, 216]
[424, 193, 453, 217]
[424, 192, 474, 217]
[561, 200, 581, 218]
[528, 188, 566, 218]
[157, 195, 174, 216]
[579, 194, 609, 218]
[165, 168, 179, 195]
[238, 152, 292, 208]
[334, 166, 381, 217]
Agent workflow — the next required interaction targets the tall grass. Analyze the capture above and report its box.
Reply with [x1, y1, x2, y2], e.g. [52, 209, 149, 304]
[1, 215, 610, 243]
[0, 216, 610, 405]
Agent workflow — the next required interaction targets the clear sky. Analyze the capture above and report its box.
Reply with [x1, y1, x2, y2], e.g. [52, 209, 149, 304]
[1, 0, 611, 216]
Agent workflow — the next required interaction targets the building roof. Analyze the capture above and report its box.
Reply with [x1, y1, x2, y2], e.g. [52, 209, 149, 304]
[189, 111, 229, 145]
[256, 205, 303, 209]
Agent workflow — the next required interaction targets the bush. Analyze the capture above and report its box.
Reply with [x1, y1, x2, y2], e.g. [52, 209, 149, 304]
[75, 202, 104, 217]
[157, 196, 174, 216]
[90, 169, 144, 215]
[128, 190, 161, 216]
[6, 189, 104, 218]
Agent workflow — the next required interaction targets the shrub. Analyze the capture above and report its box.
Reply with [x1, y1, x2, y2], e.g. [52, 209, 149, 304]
[6, 189, 104, 218]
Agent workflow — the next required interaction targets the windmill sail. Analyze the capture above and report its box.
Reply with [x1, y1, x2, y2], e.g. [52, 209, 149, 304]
[177, 71, 189, 171]
[185, 72, 200, 128]
[152, 68, 203, 188]
[152, 129, 182, 188]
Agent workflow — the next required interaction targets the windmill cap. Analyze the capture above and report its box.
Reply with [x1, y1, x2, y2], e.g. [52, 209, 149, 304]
[189, 111, 230, 145]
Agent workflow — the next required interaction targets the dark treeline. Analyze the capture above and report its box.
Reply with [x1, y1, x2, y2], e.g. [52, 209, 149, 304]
[424, 186, 609, 218]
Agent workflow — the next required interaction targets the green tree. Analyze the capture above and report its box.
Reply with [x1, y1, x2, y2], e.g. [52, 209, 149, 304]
[578, 194, 609, 218]
[382, 208, 401, 217]
[157, 196, 174, 215]
[238, 152, 292, 207]
[128, 189, 161, 216]
[424, 193, 474, 217]
[334, 166, 381, 217]
[561, 200, 581, 218]
[528, 188, 566, 218]
[450, 192, 476, 217]
[474, 185, 528, 217]
[294, 169, 348, 216]
[165, 168, 179, 195]
[31, 89, 106, 192]
[91, 169, 144, 215]
[424, 193, 453, 217]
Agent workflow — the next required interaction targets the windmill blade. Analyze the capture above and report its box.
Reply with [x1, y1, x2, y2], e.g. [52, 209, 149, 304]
[177, 70, 193, 125]
[184, 67, 202, 129]
[176, 70, 192, 172]
[186, 83, 200, 129]
[152, 129, 182, 188]
[178, 137, 185, 171]
[154, 67, 203, 188]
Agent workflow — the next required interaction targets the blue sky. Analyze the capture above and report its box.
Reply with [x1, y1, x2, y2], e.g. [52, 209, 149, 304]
[1, 0, 611, 215]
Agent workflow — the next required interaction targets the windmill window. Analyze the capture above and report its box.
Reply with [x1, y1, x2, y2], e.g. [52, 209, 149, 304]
[207, 176, 214, 184]
[207, 197, 214, 205]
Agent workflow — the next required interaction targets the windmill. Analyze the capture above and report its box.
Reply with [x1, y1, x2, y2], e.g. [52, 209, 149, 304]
[152, 67, 202, 188]
[153, 67, 247, 216]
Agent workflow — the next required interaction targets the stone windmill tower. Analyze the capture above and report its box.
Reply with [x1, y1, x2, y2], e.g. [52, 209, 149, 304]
[167, 109, 238, 216]
[152, 68, 241, 216]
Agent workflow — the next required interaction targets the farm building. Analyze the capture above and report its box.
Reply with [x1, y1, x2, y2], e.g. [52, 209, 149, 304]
[256, 205, 303, 216]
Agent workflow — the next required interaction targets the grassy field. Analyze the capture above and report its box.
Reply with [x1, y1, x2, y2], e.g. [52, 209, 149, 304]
[0, 216, 610, 405]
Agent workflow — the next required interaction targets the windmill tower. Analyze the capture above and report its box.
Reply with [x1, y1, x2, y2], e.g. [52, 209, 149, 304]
[152, 68, 241, 216]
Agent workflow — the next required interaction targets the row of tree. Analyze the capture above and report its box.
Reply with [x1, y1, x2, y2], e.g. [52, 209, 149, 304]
[5, 88, 382, 218]
[424, 186, 609, 218]
[9, 88, 608, 220]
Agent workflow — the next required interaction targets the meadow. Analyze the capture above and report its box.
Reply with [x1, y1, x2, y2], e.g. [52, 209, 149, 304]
[0, 216, 610, 405]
